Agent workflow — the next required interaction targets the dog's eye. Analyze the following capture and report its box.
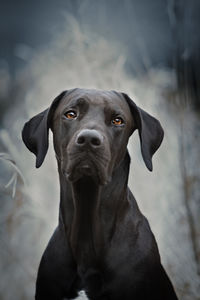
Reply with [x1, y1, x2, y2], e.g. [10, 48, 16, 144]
[111, 117, 124, 126]
[64, 110, 77, 119]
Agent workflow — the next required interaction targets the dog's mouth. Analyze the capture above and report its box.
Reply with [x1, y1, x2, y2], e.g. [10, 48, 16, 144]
[64, 152, 111, 185]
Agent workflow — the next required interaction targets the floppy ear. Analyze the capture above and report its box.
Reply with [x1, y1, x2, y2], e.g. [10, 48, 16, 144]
[122, 93, 164, 171]
[22, 91, 67, 168]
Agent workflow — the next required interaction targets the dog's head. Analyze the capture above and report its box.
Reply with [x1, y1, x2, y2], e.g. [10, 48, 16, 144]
[22, 88, 164, 185]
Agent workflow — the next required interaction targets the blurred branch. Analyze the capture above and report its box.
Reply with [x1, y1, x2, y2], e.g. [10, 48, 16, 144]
[0, 152, 25, 198]
[167, 0, 200, 111]
[179, 112, 200, 276]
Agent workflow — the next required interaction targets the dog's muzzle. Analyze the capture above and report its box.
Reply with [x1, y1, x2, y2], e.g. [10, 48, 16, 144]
[64, 129, 111, 185]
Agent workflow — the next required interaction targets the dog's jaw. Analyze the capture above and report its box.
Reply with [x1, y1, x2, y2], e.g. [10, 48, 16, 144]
[61, 150, 111, 186]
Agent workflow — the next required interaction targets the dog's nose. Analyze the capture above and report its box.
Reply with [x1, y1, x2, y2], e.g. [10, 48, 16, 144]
[76, 129, 103, 148]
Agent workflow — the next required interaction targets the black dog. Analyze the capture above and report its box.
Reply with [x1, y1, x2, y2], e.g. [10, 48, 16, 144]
[22, 88, 178, 300]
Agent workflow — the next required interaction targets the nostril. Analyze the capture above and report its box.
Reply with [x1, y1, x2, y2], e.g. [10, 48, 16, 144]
[76, 129, 103, 148]
[77, 135, 85, 145]
[91, 137, 101, 146]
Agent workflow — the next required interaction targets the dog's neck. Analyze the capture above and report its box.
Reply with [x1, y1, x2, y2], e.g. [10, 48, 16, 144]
[58, 151, 131, 269]
[70, 177, 103, 268]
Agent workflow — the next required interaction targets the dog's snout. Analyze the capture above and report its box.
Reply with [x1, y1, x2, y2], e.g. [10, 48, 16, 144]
[76, 129, 103, 148]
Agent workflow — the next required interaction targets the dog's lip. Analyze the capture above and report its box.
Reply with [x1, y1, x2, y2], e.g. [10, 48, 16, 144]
[81, 164, 91, 169]
[65, 164, 93, 179]
[64, 154, 111, 185]
[64, 166, 110, 186]
[79, 164, 93, 176]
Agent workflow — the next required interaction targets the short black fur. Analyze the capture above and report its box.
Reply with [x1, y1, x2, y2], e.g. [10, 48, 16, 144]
[22, 88, 178, 300]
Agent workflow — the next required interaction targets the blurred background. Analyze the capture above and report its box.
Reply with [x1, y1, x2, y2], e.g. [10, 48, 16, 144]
[0, 0, 200, 299]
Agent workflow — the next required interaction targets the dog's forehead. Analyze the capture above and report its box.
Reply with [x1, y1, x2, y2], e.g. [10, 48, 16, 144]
[57, 88, 131, 114]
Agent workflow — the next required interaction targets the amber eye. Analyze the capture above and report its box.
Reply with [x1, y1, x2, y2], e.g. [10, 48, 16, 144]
[64, 110, 77, 119]
[111, 117, 124, 126]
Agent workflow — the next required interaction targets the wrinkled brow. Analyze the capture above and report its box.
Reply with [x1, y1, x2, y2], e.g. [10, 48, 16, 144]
[67, 97, 89, 107]
[103, 102, 126, 117]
